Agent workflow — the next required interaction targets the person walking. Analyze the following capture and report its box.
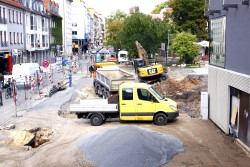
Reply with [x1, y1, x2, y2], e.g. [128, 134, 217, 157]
[68, 70, 72, 87]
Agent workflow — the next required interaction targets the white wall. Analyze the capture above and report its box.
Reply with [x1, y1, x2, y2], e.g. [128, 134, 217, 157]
[208, 66, 250, 133]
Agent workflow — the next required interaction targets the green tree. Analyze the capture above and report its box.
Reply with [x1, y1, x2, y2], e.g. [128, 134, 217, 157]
[151, 1, 169, 14]
[105, 10, 127, 24]
[168, 0, 208, 40]
[118, 13, 170, 59]
[170, 31, 199, 64]
[105, 10, 127, 50]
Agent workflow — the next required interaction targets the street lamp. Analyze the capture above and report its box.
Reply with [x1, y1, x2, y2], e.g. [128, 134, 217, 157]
[166, 30, 170, 66]
[29, 34, 32, 63]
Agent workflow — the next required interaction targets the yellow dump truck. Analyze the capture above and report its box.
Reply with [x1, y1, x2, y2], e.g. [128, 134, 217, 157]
[70, 82, 179, 126]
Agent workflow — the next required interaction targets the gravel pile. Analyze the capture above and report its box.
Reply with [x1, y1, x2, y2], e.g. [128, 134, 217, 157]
[77, 126, 184, 167]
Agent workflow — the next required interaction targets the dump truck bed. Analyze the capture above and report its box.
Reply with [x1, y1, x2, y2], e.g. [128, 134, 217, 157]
[95, 68, 136, 92]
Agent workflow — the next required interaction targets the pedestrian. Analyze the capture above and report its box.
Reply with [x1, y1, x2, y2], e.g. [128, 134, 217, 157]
[68, 70, 72, 87]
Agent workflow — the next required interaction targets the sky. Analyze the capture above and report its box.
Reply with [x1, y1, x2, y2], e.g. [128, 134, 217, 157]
[84, 0, 166, 17]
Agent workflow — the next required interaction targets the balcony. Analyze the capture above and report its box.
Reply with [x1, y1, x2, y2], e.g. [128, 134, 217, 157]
[42, 27, 48, 32]
[31, 25, 37, 30]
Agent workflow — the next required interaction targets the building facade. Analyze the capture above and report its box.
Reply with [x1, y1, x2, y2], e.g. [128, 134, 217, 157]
[71, 0, 87, 54]
[43, 0, 62, 60]
[23, 0, 50, 65]
[0, 0, 25, 74]
[87, 7, 104, 49]
[54, 0, 72, 56]
[208, 0, 250, 147]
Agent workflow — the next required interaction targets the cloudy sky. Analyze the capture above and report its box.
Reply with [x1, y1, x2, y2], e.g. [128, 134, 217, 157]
[84, 0, 166, 17]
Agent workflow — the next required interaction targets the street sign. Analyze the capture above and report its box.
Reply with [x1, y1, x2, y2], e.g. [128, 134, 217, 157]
[42, 60, 49, 68]
[161, 43, 165, 51]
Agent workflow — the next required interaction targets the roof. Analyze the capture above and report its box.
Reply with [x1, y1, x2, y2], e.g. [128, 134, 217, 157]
[120, 82, 150, 89]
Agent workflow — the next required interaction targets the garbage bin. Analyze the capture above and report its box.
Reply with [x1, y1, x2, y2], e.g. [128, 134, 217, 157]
[0, 90, 3, 106]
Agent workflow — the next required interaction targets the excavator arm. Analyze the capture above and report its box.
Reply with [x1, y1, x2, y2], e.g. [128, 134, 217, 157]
[135, 41, 148, 66]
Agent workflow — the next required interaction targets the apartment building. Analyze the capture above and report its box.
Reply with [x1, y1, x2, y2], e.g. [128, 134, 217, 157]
[22, 0, 50, 65]
[43, 0, 62, 60]
[208, 0, 250, 148]
[87, 7, 104, 48]
[0, 0, 25, 74]
[54, 0, 73, 56]
[71, 0, 87, 54]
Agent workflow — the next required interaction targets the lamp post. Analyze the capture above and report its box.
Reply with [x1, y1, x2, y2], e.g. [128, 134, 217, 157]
[29, 34, 32, 63]
[166, 30, 170, 66]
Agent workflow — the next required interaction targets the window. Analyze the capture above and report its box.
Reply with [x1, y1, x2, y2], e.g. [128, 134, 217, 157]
[16, 11, 18, 24]
[137, 89, 152, 101]
[26, 14, 28, 25]
[0, 7, 2, 19]
[17, 32, 19, 44]
[42, 35, 45, 47]
[122, 88, 133, 100]
[209, 17, 226, 67]
[72, 31, 77, 35]
[0, 31, 2, 43]
[12, 10, 14, 23]
[3, 8, 5, 20]
[9, 32, 12, 44]
[19, 12, 22, 24]
[30, 14, 37, 30]
[4, 31, 6, 43]
[13, 32, 15, 44]
[9, 9, 11, 22]
[20, 33, 22, 44]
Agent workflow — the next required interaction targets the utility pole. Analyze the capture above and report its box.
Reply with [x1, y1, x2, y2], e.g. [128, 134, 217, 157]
[166, 30, 170, 66]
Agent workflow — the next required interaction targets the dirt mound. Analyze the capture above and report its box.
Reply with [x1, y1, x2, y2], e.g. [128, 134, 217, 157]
[153, 77, 207, 118]
[153, 77, 203, 95]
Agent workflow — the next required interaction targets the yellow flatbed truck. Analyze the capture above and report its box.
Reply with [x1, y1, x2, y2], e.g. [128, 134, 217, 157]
[70, 82, 179, 126]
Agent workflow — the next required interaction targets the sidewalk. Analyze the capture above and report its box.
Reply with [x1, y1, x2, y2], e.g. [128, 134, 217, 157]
[0, 59, 89, 125]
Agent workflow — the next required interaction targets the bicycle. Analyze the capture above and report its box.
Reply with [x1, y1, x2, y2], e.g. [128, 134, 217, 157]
[5, 86, 13, 99]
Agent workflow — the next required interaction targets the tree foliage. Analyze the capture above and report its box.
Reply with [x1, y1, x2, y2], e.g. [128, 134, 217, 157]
[105, 10, 127, 24]
[105, 10, 127, 51]
[151, 1, 169, 14]
[168, 0, 208, 40]
[170, 32, 199, 64]
[118, 13, 170, 59]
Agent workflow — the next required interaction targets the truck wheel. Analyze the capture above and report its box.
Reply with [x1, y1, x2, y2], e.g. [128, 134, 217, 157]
[98, 86, 102, 96]
[106, 91, 110, 98]
[154, 113, 168, 126]
[90, 114, 103, 126]
[161, 74, 168, 81]
[102, 90, 106, 99]
[94, 84, 98, 95]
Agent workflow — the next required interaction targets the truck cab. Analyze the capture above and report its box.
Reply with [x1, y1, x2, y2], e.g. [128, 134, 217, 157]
[119, 83, 178, 125]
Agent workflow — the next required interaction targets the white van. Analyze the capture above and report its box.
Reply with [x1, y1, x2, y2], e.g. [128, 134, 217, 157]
[117, 50, 128, 63]
[12, 63, 41, 86]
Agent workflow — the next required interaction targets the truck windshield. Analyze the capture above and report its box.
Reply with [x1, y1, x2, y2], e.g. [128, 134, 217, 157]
[149, 87, 164, 100]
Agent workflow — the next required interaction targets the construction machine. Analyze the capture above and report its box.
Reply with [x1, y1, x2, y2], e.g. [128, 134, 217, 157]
[134, 41, 167, 83]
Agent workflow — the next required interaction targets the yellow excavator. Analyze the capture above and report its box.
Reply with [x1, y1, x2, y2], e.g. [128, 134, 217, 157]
[134, 41, 167, 83]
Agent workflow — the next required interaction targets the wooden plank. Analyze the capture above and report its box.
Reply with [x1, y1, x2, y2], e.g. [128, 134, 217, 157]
[231, 105, 238, 126]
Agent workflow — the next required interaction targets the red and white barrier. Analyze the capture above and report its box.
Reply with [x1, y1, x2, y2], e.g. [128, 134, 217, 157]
[39, 75, 43, 86]
[48, 72, 52, 83]
[31, 75, 35, 91]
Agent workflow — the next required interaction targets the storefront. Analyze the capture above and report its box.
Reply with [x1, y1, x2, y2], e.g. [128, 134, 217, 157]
[0, 53, 12, 75]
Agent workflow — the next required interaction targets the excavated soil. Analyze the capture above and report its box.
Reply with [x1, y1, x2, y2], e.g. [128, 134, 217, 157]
[153, 76, 208, 118]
